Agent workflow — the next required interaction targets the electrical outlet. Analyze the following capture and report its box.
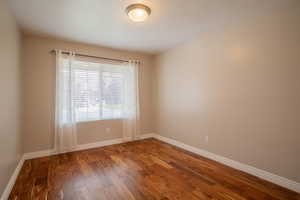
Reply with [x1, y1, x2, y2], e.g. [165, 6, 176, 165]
[105, 128, 111, 133]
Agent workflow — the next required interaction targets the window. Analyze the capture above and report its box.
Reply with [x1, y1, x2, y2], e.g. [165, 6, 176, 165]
[64, 59, 124, 122]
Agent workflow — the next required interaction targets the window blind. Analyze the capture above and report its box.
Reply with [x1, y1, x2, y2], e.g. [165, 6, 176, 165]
[64, 59, 124, 122]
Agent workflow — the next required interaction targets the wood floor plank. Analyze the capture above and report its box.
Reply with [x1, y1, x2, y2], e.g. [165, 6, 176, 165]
[9, 138, 300, 200]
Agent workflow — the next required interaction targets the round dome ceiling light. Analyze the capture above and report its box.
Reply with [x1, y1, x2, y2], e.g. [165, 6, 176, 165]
[126, 4, 151, 22]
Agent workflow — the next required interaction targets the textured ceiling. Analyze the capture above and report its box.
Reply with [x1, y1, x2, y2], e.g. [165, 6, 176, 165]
[8, 0, 300, 54]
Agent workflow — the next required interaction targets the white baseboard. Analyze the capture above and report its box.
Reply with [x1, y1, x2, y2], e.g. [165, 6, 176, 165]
[1, 156, 25, 200]
[152, 134, 300, 193]
[76, 138, 124, 151]
[76, 133, 155, 150]
[22, 138, 125, 160]
[22, 134, 156, 160]
[139, 133, 156, 140]
[23, 149, 56, 160]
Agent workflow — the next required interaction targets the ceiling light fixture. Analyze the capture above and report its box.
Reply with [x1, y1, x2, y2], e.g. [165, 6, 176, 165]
[126, 4, 151, 22]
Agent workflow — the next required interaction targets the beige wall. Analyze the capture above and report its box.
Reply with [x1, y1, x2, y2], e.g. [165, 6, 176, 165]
[153, 7, 300, 182]
[0, 0, 22, 196]
[22, 35, 154, 153]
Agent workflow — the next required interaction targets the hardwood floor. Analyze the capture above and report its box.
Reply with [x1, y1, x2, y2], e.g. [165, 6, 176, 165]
[10, 138, 299, 200]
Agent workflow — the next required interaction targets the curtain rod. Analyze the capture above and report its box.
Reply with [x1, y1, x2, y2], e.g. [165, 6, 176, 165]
[49, 50, 129, 63]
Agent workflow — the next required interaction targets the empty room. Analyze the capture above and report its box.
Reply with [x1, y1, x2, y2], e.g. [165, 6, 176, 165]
[1, 0, 300, 199]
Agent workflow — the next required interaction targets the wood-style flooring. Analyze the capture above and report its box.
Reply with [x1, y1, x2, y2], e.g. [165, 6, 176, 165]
[9, 138, 300, 200]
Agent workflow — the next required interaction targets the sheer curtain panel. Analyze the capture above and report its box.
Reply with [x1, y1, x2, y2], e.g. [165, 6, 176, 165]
[54, 50, 78, 153]
[122, 60, 140, 141]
